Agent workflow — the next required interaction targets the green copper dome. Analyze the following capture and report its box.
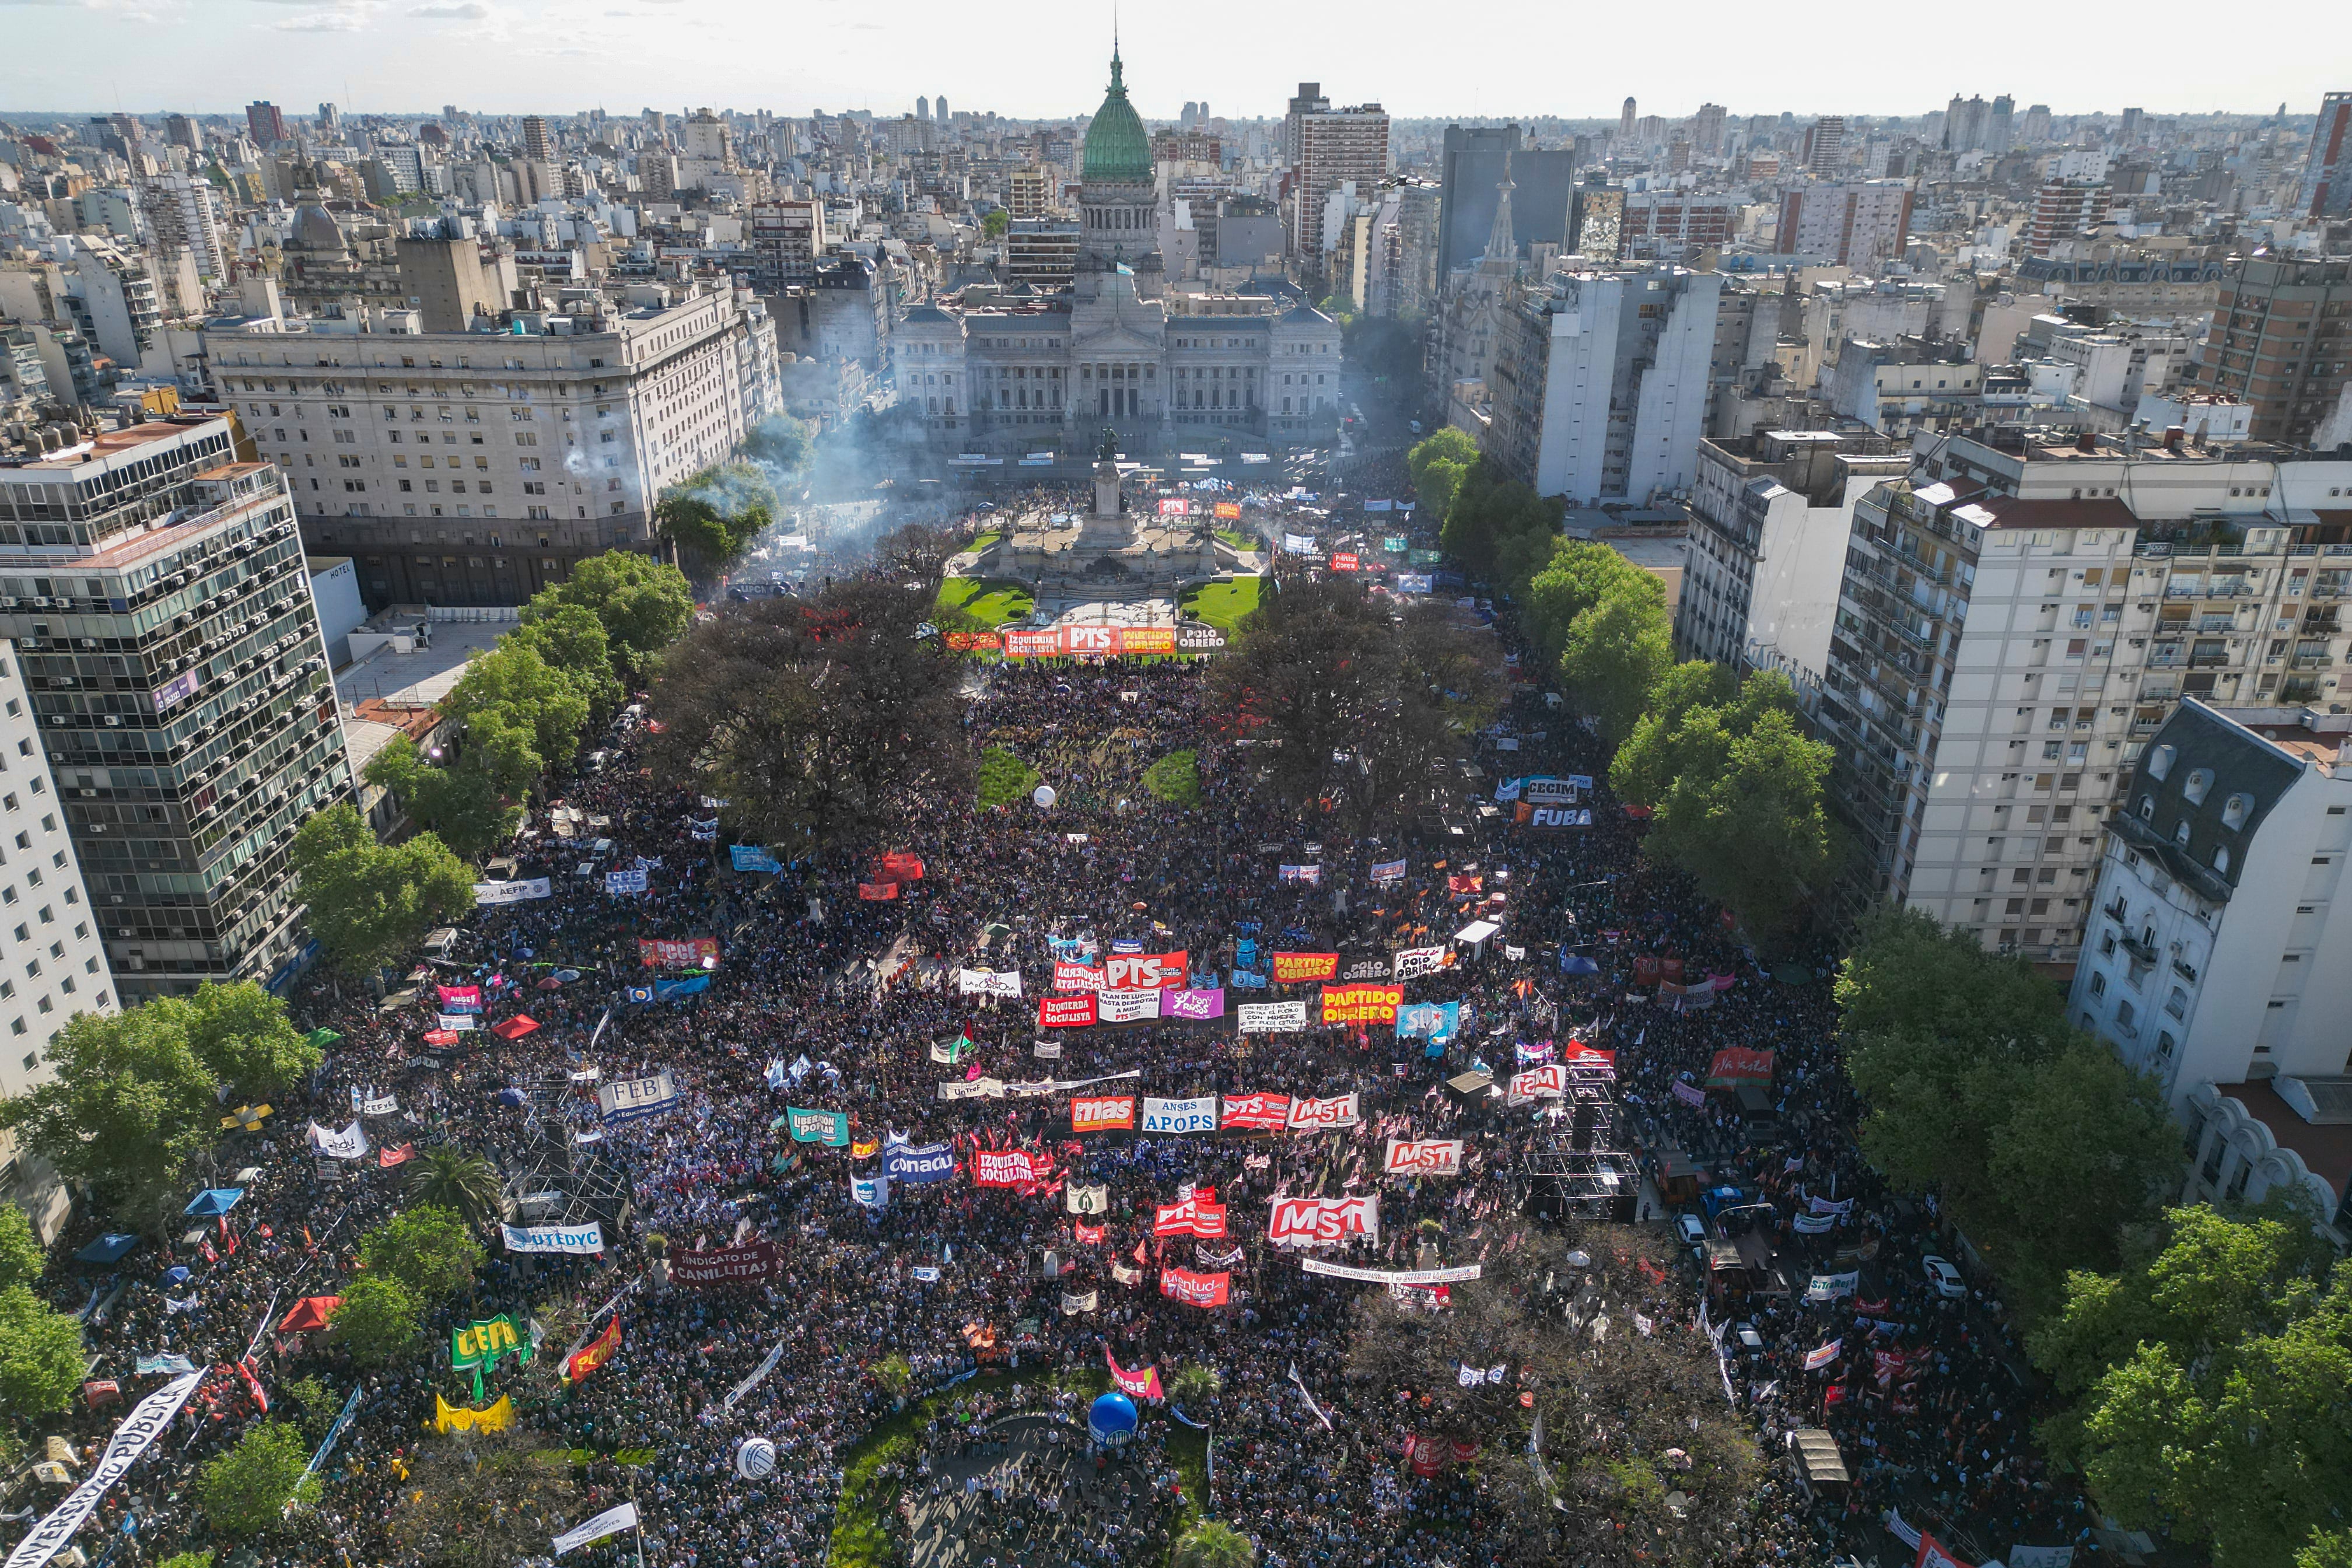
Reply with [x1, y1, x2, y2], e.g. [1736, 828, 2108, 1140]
[1081, 48, 1152, 185]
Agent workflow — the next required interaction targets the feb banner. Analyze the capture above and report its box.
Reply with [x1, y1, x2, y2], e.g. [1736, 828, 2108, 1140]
[1321, 983, 1402, 1025]
[1218, 1092, 1291, 1131]
[671, 1240, 783, 1287]
[1286, 1092, 1360, 1131]
[1236, 1000, 1309, 1032]
[637, 937, 719, 968]
[1382, 1139, 1465, 1177]
[473, 877, 552, 905]
[1268, 1195, 1380, 1247]
[502, 1223, 604, 1255]
[1270, 951, 1339, 983]
[973, 1149, 1055, 1188]
[1140, 1096, 1217, 1134]
[1071, 1096, 1136, 1133]
[1038, 994, 1098, 1029]
[598, 1070, 679, 1125]
[786, 1107, 850, 1146]
[1159, 1268, 1230, 1308]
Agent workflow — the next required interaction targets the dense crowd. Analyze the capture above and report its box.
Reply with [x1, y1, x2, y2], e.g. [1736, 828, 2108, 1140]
[15, 501, 2098, 1568]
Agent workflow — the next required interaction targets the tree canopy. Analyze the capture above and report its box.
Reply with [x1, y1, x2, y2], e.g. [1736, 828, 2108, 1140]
[0, 1284, 90, 1418]
[1406, 428, 1478, 527]
[0, 1005, 222, 1220]
[358, 1205, 484, 1301]
[0, 1206, 42, 1293]
[292, 804, 475, 977]
[522, 550, 694, 681]
[655, 461, 777, 577]
[330, 1272, 422, 1367]
[198, 1421, 321, 1536]
[1437, 457, 1559, 587]
[363, 734, 520, 862]
[166, 979, 321, 1102]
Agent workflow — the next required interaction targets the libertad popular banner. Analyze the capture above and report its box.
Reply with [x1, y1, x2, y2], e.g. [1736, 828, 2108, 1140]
[1321, 982, 1404, 1025]
[1071, 1095, 1136, 1133]
[1158, 1267, 1231, 1308]
[786, 1107, 850, 1146]
[637, 937, 718, 969]
[1268, 1194, 1380, 1247]
[1270, 951, 1339, 984]
[973, 1149, 1056, 1188]
[1140, 1096, 1218, 1134]
[1382, 1139, 1466, 1177]
[1286, 1092, 1360, 1132]
[1218, 1092, 1291, 1132]
[1236, 1000, 1308, 1033]
[1, 1369, 205, 1568]
[670, 1240, 783, 1287]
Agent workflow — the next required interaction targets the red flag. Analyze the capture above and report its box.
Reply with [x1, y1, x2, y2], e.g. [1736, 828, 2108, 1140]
[236, 1358, 269, 1413]
[200, 1238, 218, 1264]
[1132, 1238, 1147, 1264]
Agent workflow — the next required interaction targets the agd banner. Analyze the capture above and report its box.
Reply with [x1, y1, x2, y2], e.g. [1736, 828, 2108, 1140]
[502, 1223, 605, 1255]
[1140, 1096, 1217, 1133]
[1382, 1139, 1465, 1177]
[1268, 1195, 1380, 1247]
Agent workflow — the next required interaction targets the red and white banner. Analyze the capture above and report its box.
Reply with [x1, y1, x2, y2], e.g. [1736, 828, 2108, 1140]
[1286, 1092, 1360, 1132]
[857, 882, 899, 901]
[1267, 1194, 1380, 1247]
[1218, 1092, 1292, 1132]
[1105, 1346, 1163, 1400]
[635, 938, 719, 969]
[1004, 628, 1062, 658]
[878, 852, 925, 881]
[1382, 1139, 1465, 1177]
[1914, 1535, 1970, 1568]
[1052, 961, 1107, 992]
[1064, 624, 1121, 656]
[1104, 950, 1187, 990]
[1508, 1065, 1565, 1100]
[1158, 1268, 1230, 1308]
[1153, 1195, 1228, 1238]
[1071, 1094, 1136, 1133]
[1269, 951, 1339, 983]
[1038, 995, 1097, 1029]
[972, 1148, 1056, 1188]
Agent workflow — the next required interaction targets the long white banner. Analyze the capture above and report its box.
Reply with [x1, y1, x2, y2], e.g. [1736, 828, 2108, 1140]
[552, 1501, 639, 1558]
[1236, 1000, 1308, 1032]
[1299, 1258, 1483, 1285]
[5, 1369, 206, 1568]
[473, 877, 552, 905]
[1140, 1096, 1217, 1133]
[501, 1222, 604, 1255]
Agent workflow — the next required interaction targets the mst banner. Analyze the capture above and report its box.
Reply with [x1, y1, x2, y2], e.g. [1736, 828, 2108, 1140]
[1267, 1194, 1380, 1247]
[1286, 1092, 1360, 1130]
[1382, 1139, 1465, 1176]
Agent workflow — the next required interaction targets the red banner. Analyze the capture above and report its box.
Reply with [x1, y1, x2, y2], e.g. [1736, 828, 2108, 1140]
[1270, 951, 1339, 983]
[1064, 624, 1121, 656]
[974, 1148, 1056, 1188]
[1320, 982, 1402, 1024]
[1105, 1346, 1164, 1399]
[1074, 1223, 1106, 1244]
[378, 1143, 417, 1168]
[1267, 1194, 1380, 1247]
[944, 631, 1003, 652]
[637, 937, 719, 968]
[1329, 552, 1360, 572]
[1158, 1267, 1230, 1308]
[566, 1317, 621, 1381]
[858, 882, 900, 901]
[1153, 1195, 1228, 1238]
[1104, 950, 1187, 991]
[1446, 874, 1482, 895]
[1706, 1047, 1775, 1086]
[1052, 960, 1107, 992]
[1404, 1434, 1447, 1476]
[879, 852, 926, 881]
[1005, 628, 1062, 658]
[1213, 502, 1241, 520]
[1218, 1091, 1292, 1132]
[1038, 995, 1098, 1029]
[1071, 1093, 1135, 1132]
[669, 1240, 782, 1287]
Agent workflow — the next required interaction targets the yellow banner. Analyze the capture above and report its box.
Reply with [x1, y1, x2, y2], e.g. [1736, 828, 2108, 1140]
[434, 1393, 515, 1434]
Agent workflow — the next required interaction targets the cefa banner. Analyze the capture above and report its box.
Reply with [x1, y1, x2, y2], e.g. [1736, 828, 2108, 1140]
[1218, 1091, 1292, 1132]
[974, 1148, 1056, 1188]
[1268, 1194, 1380, 1247]
[1038, 995, 1098, 1029]
[1105, 950, 1186, 989]
[1286, 1092, 1360, 1131]
[1071, 1094, 1136, 1133]
[1321, 983, 1403, 1025]
[670, 1240, 783, 1287]
[1159, 1268, 1230, 1308]
[637, 937, 718, 969]
[1270, 951, 1339, 984]
[1382, 1139, 1465, 1177]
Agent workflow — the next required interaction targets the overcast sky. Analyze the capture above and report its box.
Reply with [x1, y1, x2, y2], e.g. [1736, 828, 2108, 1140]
[0, 0, 2338, 124]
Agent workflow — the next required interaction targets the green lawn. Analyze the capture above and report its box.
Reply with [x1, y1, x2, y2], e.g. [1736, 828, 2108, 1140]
[937, 576, 1034, 627]
[977, 747, 1042, 809]
[1214, 528, 1256, 550]
[1180, 575, 1263, 632]
[964, 530, 1003, 552]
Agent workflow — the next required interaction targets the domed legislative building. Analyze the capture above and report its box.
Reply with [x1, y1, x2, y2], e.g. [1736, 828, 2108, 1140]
[894, 45, 1343, 457]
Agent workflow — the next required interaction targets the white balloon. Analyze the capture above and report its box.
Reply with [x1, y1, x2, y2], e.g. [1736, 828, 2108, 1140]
[735, 1437, 777, 1479]
[1031, 785, 1056, 808]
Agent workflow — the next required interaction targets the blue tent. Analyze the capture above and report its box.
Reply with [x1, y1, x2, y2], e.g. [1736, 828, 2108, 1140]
[160, 1266, 191, 1286]
[495, 1087, 527, 1107]
[75, 1233, 140, 1265]
[183, 1188, 244, 1217]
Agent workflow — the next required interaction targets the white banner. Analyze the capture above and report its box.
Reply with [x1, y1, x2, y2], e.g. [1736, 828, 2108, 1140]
[957, 968, 1025, 998]
[598, 1070, 678, 1124]
[1286, 1092, 1360, 1132]
[1140, 1096, 1217, 1133]
[553, 1502, 640, 1558]
[306, 1119, 369, 1160]
[938, 1078, 1006, 1100]
[1267, 1195, 1380, 1247]
[1392, 947, 1447, 979]
[1096, 989, 1162, 1024]
[1236, 1000, 1308, 1032]
[1066, 1182, 1110, 1214]
[1300, 1258, 1482, 1284]
[501, 1223, 604, 1255]
[473, 877, 552, 905]
[723, 1340, 787, 1412]
[436, 1013, 478, 1032]
[360, 1094, 398, 1116]
[4, 1369, 206, 1568]
[1382, 1139, 1464, 1177]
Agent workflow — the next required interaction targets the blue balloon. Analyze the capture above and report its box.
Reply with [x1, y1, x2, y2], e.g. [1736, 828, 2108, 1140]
[1088, 1391, 1139, 1448]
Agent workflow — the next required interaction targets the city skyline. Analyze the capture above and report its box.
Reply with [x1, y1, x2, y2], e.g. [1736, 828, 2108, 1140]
[0, 0, 2342, 122]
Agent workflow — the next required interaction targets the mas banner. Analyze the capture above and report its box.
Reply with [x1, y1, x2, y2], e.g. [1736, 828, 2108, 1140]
[1268, 1195, 1380, 1247]
[1382, 1139, 1465, 1177]
[1237, 1000, 1308, 1033]
[1038, 995, 1098, 1029]
[1140, 1096, 1217, 1134]
[1104, 950, 1187, 990]
[1270, 951, 1339, 984]
[502, 1223, 604, 1255]
[1159, 1267, 1231, 1308]
[1321, 983, 1403, 1025]
[973, 1149, 1056, 1188]
[1286, 1092, 1360, 1132]
[473, 878, 552, 906]
[671, 1240, 783, 1287]
[786, 1108, 850, 1146]
[1071, 1096, 1136, 1133]
[637, 938, 718, 969]
[1219, 1091, 1292, 1131]
[598, 1071, 679, 1125]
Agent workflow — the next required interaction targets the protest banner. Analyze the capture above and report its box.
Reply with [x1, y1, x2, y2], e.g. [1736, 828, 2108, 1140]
[1268, 1195, 1380, 1247]
[1382, 1139, 1465, 1177]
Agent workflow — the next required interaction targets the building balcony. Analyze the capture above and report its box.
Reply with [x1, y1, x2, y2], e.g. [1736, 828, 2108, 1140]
[2292, 653, 2334, 670]
[2163, 583, 2252, 598]
[2172, 956, 2200, 984]
[2119, 931, 2159, 964]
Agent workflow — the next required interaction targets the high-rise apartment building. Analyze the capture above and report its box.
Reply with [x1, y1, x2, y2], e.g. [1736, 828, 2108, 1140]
[1290, 100, 1390, 279]
[0, 415, 354, 1000]
[1616, 192, 1740, 260]
[164, 114, 198, 152]
[2025, 180, 2113, 256]
[1436, 125, 1521, 281]
[1801, 117, 1846, 173]
[1006, 167, 1049, 222]
[1815, 430, 2352, 962]
[1483, 264, 1720, 506]
[139, 172, 228, 288]
[201, 280, 776, 608]
[1282, 82, 1329, 168]
[2297, 93, 2350, 216]
[2192, 257, 2352, 447]
[747, 200, 828, 290]
[1987, 95, 2015, 153]
[1776, 180, 1914, 268]
[245, 101, 287, 148]
[520, 114, 552, 162]
[1693, 104, 1728, 157]
[2021, 104, 2053, 145]
[1620, 98, 1637, 142]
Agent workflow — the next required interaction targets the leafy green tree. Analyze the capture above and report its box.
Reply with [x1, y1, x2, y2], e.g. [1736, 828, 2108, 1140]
[743, 414, 813, 473]
[440, 641, 590, 780]
[1607, 660, 1741, 807]
[1174, 1521, 1258, 1568]
[0, 1006, 219, 1220]
[982, 208, 1010, 239]
[2031, 1206, 2351, 1568]
[407, 1146, 505, 1226]
[197, 1420, 321, 1536]
[358, 1204, 484, 1301]
[1438, 458, 1559, 586]
[0, 1205, 44, 1292]
[1836, 904, 2073, 1052]
[171, 979, 321, 1101]
[328, 1272, 422, 1367]
[1406, 428, 1478, 530]
[2298, 1531, 2352, 1568]
[291, 804, 476, 977]
[0, 1284, 89, 1417]
[871, 1353, 913, 1397]
[158, 1553, 215, 1568]
[1141, 750, 1203, 807]
[507, 601, 623, 719]
[363, 735, 520, 862]
[523, 550, 694, 681]
[1170, 1362, 1223, 1406]
[1638, 706, 1832, 942]
[1558, 583, 1672, 747]
[281, 1374, 340, 1443]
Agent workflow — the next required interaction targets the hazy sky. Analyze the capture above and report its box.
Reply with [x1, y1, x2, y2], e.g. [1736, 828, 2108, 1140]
[0, 0, 2339, 123]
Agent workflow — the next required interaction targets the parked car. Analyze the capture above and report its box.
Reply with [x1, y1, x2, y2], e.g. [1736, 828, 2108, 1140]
[1923, 1255, 1966, 1300]
[1675, 1213, 1708, 1255]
